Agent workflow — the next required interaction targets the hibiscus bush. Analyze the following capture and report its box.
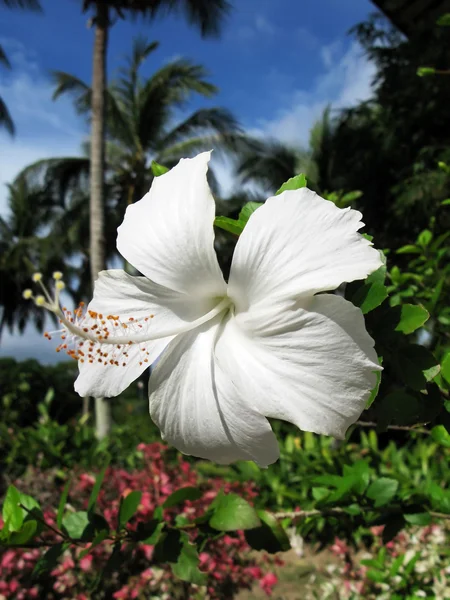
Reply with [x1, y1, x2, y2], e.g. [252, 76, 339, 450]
[0, 442, 279, 599]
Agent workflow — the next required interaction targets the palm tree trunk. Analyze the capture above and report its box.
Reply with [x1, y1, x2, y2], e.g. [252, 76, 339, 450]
[90, 2, 111, 440]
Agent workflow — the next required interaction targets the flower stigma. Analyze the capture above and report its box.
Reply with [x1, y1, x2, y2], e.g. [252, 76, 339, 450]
[24, 273, 232, 368]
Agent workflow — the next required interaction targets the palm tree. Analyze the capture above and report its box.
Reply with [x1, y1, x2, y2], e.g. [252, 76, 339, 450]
[50, 37, 243, 211]
[0, 177, 66, 337]
[0, 0, 42, 135]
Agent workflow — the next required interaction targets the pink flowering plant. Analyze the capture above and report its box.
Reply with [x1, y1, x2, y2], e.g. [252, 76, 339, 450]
[0, 443, 280, 599]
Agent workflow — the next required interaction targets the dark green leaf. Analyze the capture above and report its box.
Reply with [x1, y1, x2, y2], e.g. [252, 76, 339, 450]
[209, 493, 260, 531]
[88, 465, 108, 512]
[118, 491, 142, 529]
[33, 543, 68, 579]
[367, 478, 399, 507]
[8, 520, 37, 545]
[245, 510, 291, 553]
[382, 515, 405, 543]
[276, 173, 307, 195]
[163, 486, 202, 509]
[57, 478, 72, 529]
[151, 161, 169, 176]
[171, 536, 207, 585]
[153, 529, 183, 563]
[437, 13, 450, 25]
[404, 512, 431, 526]
[79, 529, 108, 559]
[396, 345, 440, 391]
[378, 391, 421, 427]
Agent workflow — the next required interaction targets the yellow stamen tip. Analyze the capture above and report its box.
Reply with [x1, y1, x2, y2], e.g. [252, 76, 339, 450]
[55, 281, 65, 290]
[35, 295, 46, 306]
[32, 272, 43, 282]
[53, 271, 63, 280]
[23, 289, 33, 300]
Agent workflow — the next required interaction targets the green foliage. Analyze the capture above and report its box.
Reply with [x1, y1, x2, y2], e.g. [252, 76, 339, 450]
[209, 492, 261, 531]
[214, 200, 262, 235]
[275, 173, 307, 195]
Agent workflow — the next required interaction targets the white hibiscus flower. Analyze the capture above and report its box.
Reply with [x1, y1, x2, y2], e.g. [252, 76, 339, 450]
[30, 152, 382, 466]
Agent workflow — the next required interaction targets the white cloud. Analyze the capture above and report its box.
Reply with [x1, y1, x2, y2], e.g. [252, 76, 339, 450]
[253, 42, 376, 148]
[0, 37, 86, 217]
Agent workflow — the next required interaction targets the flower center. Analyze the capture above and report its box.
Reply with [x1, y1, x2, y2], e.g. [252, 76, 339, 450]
[24, 274, 232, 367]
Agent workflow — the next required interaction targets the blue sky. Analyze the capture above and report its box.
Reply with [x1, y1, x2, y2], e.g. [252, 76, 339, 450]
[0, 0, 378, 361]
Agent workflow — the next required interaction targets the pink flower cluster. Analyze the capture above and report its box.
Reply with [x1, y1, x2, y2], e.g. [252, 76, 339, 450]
[0, 442, 278, 599]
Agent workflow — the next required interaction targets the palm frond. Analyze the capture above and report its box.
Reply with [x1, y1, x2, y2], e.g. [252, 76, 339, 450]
[0, 45, 11, 69]
[0, 96, 15, 136]
[52, 71, 91, 114]
[119, 0, 231, 38]
[1, 0, 42, 10]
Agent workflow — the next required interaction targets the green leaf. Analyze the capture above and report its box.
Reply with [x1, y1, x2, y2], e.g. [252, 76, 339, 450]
[163, 486, 202, 509]
[394, 304, 429, 334]
[431, 425, 450, 448]
[171, 536, 207, 585]
[62, 511, 90, 539]
[118, 491, 142, 529]
[209, 493, 260, 531]
[57, 478, 72, 529]
[351, 280, 388, 314]
[2, 486, 23, 532]
[9, 520, 37, 545]
[396, 244, 420, 255]
[437, 13, 450, 25]
[441, 353, 450, 385]
[214, 216, 244, 236]
[245, 510, 291, 553]
[417, 67, 436, 77]
[151, 161, 169, 176]
[88, 465, 108, 512]
[276, 173, 307, 195]
[239, 201, 263, 223]
[404, 512, 431, 526]
[441, 198, 450, 206]
[33, 543, 68, 579]
[366, 478, 399, 507]
[417, 229, 433, 247]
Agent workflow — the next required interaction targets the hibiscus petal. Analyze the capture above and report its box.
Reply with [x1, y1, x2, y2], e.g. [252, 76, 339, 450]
[228, 188, 382, 312]
[117, 152, 226, 298]
[149, 317, 280, 467]
[215, 294, 381, 440]
[74, 269, 215, 397]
